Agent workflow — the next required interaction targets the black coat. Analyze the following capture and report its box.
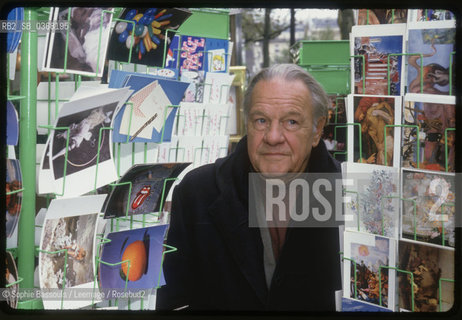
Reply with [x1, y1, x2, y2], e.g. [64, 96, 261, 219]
[156, 136, 342, 311]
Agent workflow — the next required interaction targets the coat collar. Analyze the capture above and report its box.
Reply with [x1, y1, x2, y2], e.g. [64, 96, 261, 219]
[208, 136, 268, 304]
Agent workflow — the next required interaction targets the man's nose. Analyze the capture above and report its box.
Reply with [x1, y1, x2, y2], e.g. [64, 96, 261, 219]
[264, 121, 285, 145]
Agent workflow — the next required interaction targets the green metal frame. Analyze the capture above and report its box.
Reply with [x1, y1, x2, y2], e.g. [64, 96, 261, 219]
[379, 266, 414, 311]
[9, 7, 230, 310]
[340, 254, 358, 300]
[438, 278, 455, 312]
[387, 53, 423, 95]
[449, 51, 455, 95]
[380, 196, 418, 240]
[439, 202, 454, 247]
[108, 181, 133, 218]
[402, 197, 418, 241]
[350, 55, 366, 93]
[94, 127, 114, 191]
[384, 124, 420, 168]
[332, 125, 347, 159]
[378, 195, 399, 236]
[36, 248, 69, 309]
[38, 125, 71, 196]
[332, 96, 345, 141]
[332, 123, 362, 162]
[344, 190, 360, 231]
[17, 8, 38, 290]
[163, 29, 180, 68]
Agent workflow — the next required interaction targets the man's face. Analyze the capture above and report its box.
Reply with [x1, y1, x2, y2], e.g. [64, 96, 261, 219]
[247, 78, 325, 176]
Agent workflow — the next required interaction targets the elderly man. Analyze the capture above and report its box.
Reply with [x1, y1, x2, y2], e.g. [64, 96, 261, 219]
[157, 64, 342, 311]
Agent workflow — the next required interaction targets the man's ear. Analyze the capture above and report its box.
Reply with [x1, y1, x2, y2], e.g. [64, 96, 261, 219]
[312, 116, 327, 147]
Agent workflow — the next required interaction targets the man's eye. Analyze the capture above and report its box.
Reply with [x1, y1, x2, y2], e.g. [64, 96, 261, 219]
[286, 119, 299, 127]
[284, 119, 300, 131]
[256, 118, 266, 124]
[252, 118, 268, 131]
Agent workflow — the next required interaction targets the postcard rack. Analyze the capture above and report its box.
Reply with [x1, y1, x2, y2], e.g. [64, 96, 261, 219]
[333, 120, 454, 173]
[338, 11, 456, 312]
[6, 7, 231, 310]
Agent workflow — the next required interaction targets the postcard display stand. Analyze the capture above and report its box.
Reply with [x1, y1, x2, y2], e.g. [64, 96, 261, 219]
[5, 7, 233, 310]
[339, 10, 455, 312]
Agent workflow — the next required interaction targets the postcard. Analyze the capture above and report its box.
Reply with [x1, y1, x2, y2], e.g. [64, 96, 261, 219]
[37, 84, 128, 196]
[42, 8, 113, 77]
[398, 240, 454, 312]
[202, 103, 230, 136]
[357, 9, 408, 25]
[401, 168, 455, 247]
[157, 137, 179, 163]
[36, 81, 101, 135]
[35, 208, 48, 247]
[103, 163, 190, 219]
[168, 35, 231, 73]
[7, 101, 18, 146]
[49, 87, 132, 198]
[341, 297, 392, 312]
[38, 137, 56, 195]
[181, 70, 206, 103]
[110, 74, 189, 143]
[176, 102, 205, 136]
[39, 195, 106, 309]
[203, 73, 235, 104]
[108, 69, 178, 89]
[6, 7, 23, 54]
[6, 159, 22, 239]
[202, 136, 229, 166]
[402, 94, 455, 172]
[347, 94, 402, 166]
[342, 163, 399, 238]
[226, 86, 238, 135]
[407, 21, 455, 95]
[165, 34, 181, 69]
[37, 83, 111, 195]
[407, 10, 455, 23]
[98, 224, 168, 295]
[350, 24, 406, 95]
[119, 80, 171, 139]
[205, 37, 230, 73]
[107, 8, 191, 67]
[5, 251, 19, 308]
[107, 62, 177, 80]
[177, 136, 203, 166]
[179, 35, 206, 73]
[8, 51, 17, 80]
[66, 83, 113, 101]
[343, 231, 396, 310]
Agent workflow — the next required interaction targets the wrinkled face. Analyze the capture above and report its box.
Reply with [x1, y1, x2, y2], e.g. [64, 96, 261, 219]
[247, 78, 325, 176]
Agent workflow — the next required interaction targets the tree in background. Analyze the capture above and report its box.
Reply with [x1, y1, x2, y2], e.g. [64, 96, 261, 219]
[337, 9, 355, 40]
[242, 8, 290, 68]
[290, 8, 296, 46]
